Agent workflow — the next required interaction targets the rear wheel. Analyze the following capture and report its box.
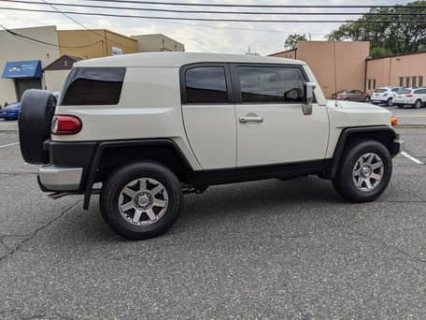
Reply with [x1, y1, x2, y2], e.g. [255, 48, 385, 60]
[364, 96, 370, 103]
[100, 161, 183, 240]
[386, 98, 393, 107]
[332, 141, 392, 203]
[414, 100, 422, 109]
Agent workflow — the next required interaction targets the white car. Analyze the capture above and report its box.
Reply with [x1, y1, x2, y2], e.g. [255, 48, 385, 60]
[371, 87, 401, 106]
[394, 87, 426, 109]
[18, 53, 403, 239]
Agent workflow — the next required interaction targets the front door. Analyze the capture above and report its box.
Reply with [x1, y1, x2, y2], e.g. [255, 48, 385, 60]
[232, 64, 329, 167]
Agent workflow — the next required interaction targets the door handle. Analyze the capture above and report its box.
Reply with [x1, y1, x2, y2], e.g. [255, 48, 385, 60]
[239, 114, 263, 123]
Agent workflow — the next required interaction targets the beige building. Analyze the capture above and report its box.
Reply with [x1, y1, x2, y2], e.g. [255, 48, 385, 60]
[132, 33, 185, 52]
[366, 52, 426, 94]
[271, 41, 370, 98]
[1, 26, 184, 104]
[0, 25, 60, 104]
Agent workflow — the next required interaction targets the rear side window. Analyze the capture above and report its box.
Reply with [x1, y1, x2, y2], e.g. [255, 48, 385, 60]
[61, 67, 126, 105]
[399, 88, 412, 94]
[374, 89, 387, 93]
[184, 67, 228, 104]
[237, 66, 306, 103]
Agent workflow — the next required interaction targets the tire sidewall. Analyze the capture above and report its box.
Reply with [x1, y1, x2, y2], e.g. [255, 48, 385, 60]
[336, 141, 392, 202]
[100, 162, 183, 240]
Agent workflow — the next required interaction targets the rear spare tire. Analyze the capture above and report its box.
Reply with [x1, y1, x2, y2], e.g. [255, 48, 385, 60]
[19, 89, 56, 164]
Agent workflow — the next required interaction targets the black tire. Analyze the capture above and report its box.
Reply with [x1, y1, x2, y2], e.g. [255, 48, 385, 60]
[396, 104, 403, 109]
[19, 89, 56, 164]
[386, 98, 393, 107]
[100, 161, 183, 240]
[364, 96, 370, 103]
[414, 99, 422, 109]
[332, 141, 392, 203]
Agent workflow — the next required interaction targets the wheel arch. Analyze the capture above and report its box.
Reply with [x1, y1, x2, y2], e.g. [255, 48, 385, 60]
[327, 126, 398, 179]
[83, 139, 194, 209]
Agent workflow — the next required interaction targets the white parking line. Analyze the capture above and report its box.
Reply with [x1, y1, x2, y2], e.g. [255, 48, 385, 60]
[0, 142, 18, 149]
[401, 151, 424, 165]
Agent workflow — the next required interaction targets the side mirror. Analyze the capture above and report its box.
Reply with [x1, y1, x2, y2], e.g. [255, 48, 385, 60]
[303, 82, 316, 115]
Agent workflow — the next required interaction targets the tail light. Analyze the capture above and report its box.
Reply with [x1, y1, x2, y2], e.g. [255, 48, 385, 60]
[337, 95, 343, 100]
[406, 94, 414, 98]
[51, 115, 82, 135]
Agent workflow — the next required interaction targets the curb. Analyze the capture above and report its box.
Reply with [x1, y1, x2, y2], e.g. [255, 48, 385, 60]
[396, 124, 426, 129]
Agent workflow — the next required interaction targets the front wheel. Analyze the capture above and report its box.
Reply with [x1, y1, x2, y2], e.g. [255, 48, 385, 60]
[414, 100, 422, 109]
[100, 161, 183, 240]
[332, 141, 392, 203]
[387, 98, 393, 107]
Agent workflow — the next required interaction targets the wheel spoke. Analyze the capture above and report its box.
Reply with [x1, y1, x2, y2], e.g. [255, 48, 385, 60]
[371, 173, 382, 181]
[123, 186, 137, 198]
[366, 154, 375, 165]
[371, 162, 383, 170]
[356, 177, 364, 188]
[120, 201, 134, 212]
[145, 209, 157, 221]
[153, 199, 167, 208]
[151, 184, 164, 195]
[138, 178, 148, 191]
[133, 209, 143, 223]
[365, 178, 373, 190]
[353, 169, 361, 177]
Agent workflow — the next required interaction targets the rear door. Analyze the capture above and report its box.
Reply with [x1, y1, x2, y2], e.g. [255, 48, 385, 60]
[232, 64, 329, 167]
[181, 64, 236, 169]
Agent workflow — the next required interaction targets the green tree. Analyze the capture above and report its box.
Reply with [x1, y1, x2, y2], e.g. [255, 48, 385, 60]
[327, 1, 426, 55]
[284, 33, 307, 49]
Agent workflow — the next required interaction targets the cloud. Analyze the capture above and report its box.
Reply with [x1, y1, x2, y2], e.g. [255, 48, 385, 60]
[0, 0, 413, 55]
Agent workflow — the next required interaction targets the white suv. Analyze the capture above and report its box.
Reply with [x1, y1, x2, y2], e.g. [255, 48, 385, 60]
[18, 53, 403, 239]
[371, 87, 401, 106]
[394, 87, 426, 109]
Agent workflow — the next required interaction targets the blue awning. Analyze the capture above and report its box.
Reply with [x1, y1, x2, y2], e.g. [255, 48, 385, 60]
[2, 60, 42, 79]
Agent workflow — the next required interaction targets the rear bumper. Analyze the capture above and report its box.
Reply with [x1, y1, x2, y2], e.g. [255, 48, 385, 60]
[38, 165, 83, 191]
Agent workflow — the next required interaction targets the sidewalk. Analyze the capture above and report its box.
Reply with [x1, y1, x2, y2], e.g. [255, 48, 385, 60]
[0, 120, 18, 132]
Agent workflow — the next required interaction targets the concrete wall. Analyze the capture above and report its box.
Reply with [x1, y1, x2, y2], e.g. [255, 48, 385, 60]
[44, 70, 70, 93]
[366, 52, 426, 94]
[270, 41, 370, 99]
[132, 34, 185, 52]
[58, 29, 137, 59]
[0, 25, 60, 104]
[297, 41, 370, 99]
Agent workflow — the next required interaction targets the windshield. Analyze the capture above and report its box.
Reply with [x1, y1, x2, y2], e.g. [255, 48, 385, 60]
[374, 89, 387, 93]
[399, 88, 412, 94]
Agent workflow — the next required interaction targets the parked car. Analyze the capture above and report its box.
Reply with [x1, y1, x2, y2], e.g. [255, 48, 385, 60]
[393, 87, 426, 108]
[371, 87, 401, 106]
[334, 90, 371, 102]
[0, 102, 21, 120]
[18, 53, 402, 240]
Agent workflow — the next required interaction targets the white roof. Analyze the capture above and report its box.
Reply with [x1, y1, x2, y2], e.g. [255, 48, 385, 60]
[75, 52, 304, 68]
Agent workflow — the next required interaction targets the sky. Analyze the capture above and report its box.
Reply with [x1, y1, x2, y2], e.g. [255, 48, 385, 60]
[0, 0, 412, 55]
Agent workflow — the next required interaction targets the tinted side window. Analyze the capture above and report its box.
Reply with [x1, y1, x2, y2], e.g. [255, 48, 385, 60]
[237, 66, 305, 103]
[185, 67, 228, 103]
[61, 67, 125, 105]
[391, 88, 400, 92]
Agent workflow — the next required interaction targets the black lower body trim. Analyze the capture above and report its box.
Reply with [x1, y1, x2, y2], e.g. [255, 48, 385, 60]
[191, 159, 330, 186]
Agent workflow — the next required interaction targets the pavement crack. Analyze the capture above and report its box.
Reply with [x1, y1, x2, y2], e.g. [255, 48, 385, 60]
[0, 201, 81, 264]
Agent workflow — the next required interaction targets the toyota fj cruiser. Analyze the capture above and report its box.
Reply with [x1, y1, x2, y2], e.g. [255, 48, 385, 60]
[19, 53, 403, 240]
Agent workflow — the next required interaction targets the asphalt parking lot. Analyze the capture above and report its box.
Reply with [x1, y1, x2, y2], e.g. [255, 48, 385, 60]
[0, 106, 425, 319]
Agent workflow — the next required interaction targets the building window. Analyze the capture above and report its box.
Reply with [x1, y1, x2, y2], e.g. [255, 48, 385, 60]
[406, 77, 410, 87]
[373, 79, 376, 90]
[399, 77, 404, 87]
[184, 66, 228, 104]
[368, 79, 371, 90]
[236, 66, 306, 103]
[412, 76, 417, 87]
[419, 76, 424, 87]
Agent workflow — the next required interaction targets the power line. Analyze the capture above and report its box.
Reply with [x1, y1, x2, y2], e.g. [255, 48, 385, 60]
[3, 0, 426, 16]
[38, 0, 137, 50]
[0, 22, 104, 48]
[1, 6, 424, 23]
[83, 0, 426, 9]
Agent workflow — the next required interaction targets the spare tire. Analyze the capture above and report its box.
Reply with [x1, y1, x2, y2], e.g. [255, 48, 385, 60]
[19, 89, 56, 164]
